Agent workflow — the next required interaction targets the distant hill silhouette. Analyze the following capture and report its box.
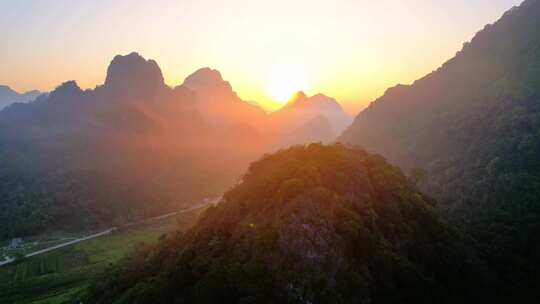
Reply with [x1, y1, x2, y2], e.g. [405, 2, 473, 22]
[281, 91, 351, 129]
[269, 91, 352, 145]
[0, 85, 42, 110]
[340, 0, 540, 299]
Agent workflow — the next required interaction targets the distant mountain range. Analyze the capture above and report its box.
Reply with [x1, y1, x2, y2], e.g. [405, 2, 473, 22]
[270, 91, 352, 145]
[179, 67, 352, 145]
[0, 85, 43, 110]
[0, 52, 351, 240]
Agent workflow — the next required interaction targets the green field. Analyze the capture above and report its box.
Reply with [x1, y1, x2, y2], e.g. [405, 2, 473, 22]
[0, 208, 203, 304]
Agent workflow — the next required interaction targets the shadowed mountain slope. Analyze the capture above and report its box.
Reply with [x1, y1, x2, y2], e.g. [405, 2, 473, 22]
[340, 0, 540, 298]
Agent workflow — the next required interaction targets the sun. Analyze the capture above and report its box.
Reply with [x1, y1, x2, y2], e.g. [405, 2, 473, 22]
[267, 63, 309, 104]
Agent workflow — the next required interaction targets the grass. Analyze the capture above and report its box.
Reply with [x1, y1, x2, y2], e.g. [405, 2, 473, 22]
[0, 208, 203, 304]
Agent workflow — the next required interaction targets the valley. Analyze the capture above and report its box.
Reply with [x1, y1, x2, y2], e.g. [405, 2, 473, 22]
[0, 206, 206, 304]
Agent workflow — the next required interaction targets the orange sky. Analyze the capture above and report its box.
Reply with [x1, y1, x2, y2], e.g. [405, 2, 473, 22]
[0, 0, 523, 114]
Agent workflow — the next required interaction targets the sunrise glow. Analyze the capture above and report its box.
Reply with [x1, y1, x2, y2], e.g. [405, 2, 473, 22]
[267, 63, 310, 104]
[0, 0, 521, 114]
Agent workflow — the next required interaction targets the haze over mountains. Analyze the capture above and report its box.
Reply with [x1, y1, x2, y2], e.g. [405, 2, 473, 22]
[272, 91, 351, 135]
[180, 67, 352, 141]
[86, 0, 540, 302]
[0, 52, 351, 239]
[181, 67, 268, 128]
[0, 85, 42, 110]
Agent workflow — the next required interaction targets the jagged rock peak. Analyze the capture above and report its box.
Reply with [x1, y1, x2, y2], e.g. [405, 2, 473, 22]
[284, 91, 344, 112]
[50, 81, 82, 96]
[104, 52, 165, 96]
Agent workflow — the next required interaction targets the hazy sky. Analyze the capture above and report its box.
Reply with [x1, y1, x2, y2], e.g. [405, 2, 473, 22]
[0, 0, 523, 113]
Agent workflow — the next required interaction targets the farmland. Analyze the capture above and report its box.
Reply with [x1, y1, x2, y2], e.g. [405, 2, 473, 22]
[0, 207, 204, 304]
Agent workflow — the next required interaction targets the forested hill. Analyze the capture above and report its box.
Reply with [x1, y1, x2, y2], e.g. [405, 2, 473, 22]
[85, 144, 474, 304]
[340, 0, 540, 298]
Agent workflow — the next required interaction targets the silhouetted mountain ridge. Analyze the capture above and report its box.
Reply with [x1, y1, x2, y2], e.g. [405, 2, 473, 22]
[270, 91, 352, 139]
[282, 91, 343, 113]
[104, 52, 165, 99]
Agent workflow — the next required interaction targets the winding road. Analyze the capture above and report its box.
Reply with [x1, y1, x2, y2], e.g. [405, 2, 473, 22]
[0, 199, 218, 267]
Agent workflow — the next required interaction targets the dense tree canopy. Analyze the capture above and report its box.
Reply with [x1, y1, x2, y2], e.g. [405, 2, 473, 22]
[86, 144, 474, 304]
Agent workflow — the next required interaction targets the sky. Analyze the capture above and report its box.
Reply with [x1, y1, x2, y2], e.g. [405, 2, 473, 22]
[0, 0, 523, 114]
